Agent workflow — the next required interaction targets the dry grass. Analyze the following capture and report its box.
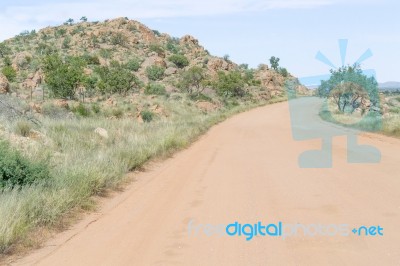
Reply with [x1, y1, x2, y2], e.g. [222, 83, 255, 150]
[0, 94, 286, 255]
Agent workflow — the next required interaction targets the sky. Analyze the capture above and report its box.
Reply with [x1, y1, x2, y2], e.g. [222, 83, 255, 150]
[0, 0, 399, 82]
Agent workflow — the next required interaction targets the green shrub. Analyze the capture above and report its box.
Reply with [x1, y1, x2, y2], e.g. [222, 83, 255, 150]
[82, 54, 100, 65]
[91, 103, 101, 114]
[14, 120, 32, 137]
[111, 32, 127, 46]
[82, 75, 98, 96]
[62, 36, 72, 49]
[149, 43, 164, 56]
[1, 66, 16, 82]
[215, 71, 246, 98]
[99, 49, 112, 59]
[95, 65, 138, 95]
[152, 30, 161, 37]
[0, 141, 50, 188]
[3, 56, 12, 66]
[145, 83, 166, 95]
[55, 28, 67, 38]
[112, 108, 124, 118]
[168, 54, 189, 68]
[36, 42, 57, 55]
[72, 103, 90, 117]
[42, 103, 69, 118]
[42, 54, 85, 99]
[71, 26, 85, 35]
[166, 40, 180, 54]
[146, 65, 165, 81]
[243, 69, 261, 86]
[279, 67, 289, 77]
[128, 24, 138, 32]
[126, 58, 142, 72]
[141, 110, 154, 122]
[0, 43, 11, 58]
[180, 66, 208, 96]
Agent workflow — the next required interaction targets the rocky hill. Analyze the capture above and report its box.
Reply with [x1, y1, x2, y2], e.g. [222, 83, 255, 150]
[0, 17, 308, 121]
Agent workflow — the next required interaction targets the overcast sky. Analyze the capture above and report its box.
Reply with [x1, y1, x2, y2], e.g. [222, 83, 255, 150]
[0, 0, 398, 82]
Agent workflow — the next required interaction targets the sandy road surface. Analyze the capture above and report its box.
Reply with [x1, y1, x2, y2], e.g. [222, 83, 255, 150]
[15, 98, 400, 265]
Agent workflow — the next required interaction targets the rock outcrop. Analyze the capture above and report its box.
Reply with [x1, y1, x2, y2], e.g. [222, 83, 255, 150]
[0, 74, 9, 94]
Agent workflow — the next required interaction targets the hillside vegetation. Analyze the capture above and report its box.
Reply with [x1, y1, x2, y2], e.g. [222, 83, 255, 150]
[0, 17, 306, 255]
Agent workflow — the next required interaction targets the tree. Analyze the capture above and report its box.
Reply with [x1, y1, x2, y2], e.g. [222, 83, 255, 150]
[317, 64, 379, 114]
[82, 75, 98, 99]
[269, 56, 280, 71]
[80, 16, 88, 22]
[168, 54, 189, 68]
[214, 71, 245, 97]
[65, 18, 74, 25]
[180, 66, 208, 96]
[95, 65, 138, 95]
[330, 82, 368, 113]
[42, 54, 85, 99]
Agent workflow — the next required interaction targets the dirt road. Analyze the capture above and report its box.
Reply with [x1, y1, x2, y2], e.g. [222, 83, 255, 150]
[15, 99, 400, 265]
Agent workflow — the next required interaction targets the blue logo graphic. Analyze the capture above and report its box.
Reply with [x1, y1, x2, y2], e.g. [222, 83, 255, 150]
[187, 220, 384, 241]
[286, 39, 382, 168]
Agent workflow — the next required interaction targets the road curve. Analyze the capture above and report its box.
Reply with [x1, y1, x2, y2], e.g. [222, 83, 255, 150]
[15, 99, 400, 265]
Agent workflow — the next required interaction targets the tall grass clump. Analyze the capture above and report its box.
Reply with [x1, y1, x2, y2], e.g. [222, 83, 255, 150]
[14, 120, 32, 137]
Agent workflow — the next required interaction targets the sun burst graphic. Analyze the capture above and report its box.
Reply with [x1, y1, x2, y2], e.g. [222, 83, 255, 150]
[298, 39, 377, 87]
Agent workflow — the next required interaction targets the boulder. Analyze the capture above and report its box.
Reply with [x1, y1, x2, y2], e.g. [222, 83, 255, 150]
[0, 74, 9, 94]
[53, 99, 69, 109]
[142, 55, 167, 69]
[196, 101, 217, 112]
[105, 98, 116, 107]
[21, 70, 43, 90]
[207, 58, 235, 72]
[150, 104, 165, 115]
[94, 128, 109, 139]
[13, 52, 32, 70]
[136, 113, 144, 123]
[165, 67, 178, 76]
[180, 35, 199, 46]
[29, 102, 42, 113]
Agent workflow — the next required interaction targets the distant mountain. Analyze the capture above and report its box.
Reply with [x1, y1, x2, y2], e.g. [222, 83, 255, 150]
[379, 81, 400, 91]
